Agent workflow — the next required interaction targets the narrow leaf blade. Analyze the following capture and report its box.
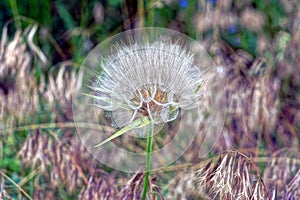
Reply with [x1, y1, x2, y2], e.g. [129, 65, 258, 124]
[94, 116, 151, 148]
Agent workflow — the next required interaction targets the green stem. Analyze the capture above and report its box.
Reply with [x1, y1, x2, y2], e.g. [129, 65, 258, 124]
[9, 0, 21, 29]
[142, 122, 154, 200]
[146, 2, 155, 27]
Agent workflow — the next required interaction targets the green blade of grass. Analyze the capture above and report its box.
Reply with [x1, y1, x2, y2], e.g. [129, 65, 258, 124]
[55, 2, 76, 29]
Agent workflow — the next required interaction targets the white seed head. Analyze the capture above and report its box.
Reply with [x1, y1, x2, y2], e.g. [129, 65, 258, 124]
[73, 28, 224, 171]
[91, 41, 204, 129]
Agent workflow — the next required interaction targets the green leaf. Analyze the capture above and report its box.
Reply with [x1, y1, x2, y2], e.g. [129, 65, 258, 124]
[94, 116, 151, 148]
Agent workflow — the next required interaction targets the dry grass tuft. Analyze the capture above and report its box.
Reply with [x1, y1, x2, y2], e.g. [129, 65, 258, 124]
[79, 170, 118, 200]
[119, 172, 163, 200]
[263, 148, 300, 199]
[18, 130, 51, 172]
[0, 25, 82, 125]
[195, 151, 270, 200]
[0, 27, 39, 123]
[41, 63, 83, 121]
[167, 150, 272, 200]
[18, 130, 93, 193]
[212, 44, 280, 152]
[79, 170, 164, 200]
[283, 169, 300, 199]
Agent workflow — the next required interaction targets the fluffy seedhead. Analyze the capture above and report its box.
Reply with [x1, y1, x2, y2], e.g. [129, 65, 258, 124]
[91, 41, 204, 134]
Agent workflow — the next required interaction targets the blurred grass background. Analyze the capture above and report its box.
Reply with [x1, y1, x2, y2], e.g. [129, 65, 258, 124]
[0, 0, 299, 199]
[0, 0, 286, 62]
[0, 0, 285, 63]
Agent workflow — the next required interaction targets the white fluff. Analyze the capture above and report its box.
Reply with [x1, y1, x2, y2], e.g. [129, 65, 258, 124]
[91, 41, 204, 128]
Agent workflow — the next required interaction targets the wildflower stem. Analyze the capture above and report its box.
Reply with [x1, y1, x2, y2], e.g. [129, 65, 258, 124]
[142, 122, 154, 200]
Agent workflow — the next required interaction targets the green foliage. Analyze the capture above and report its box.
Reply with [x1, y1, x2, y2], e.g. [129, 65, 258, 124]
[1, 135, 21, 173]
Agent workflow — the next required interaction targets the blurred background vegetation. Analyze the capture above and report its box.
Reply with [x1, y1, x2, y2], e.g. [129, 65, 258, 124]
[0, 0, 299, 199]
[0, 0, 290, 63]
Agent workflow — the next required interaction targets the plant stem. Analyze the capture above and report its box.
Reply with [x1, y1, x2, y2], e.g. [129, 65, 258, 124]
[137, 0, 145, 28]
[0, 170, 33, 200]
[146, 1, 155, 27]
[9, 0, 21, 29]
[142, 122, 154, 200]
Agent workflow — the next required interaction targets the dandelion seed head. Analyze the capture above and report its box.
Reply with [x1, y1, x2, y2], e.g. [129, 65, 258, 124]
[73, 28, 224, 171]
[91, 41, 204, 131]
